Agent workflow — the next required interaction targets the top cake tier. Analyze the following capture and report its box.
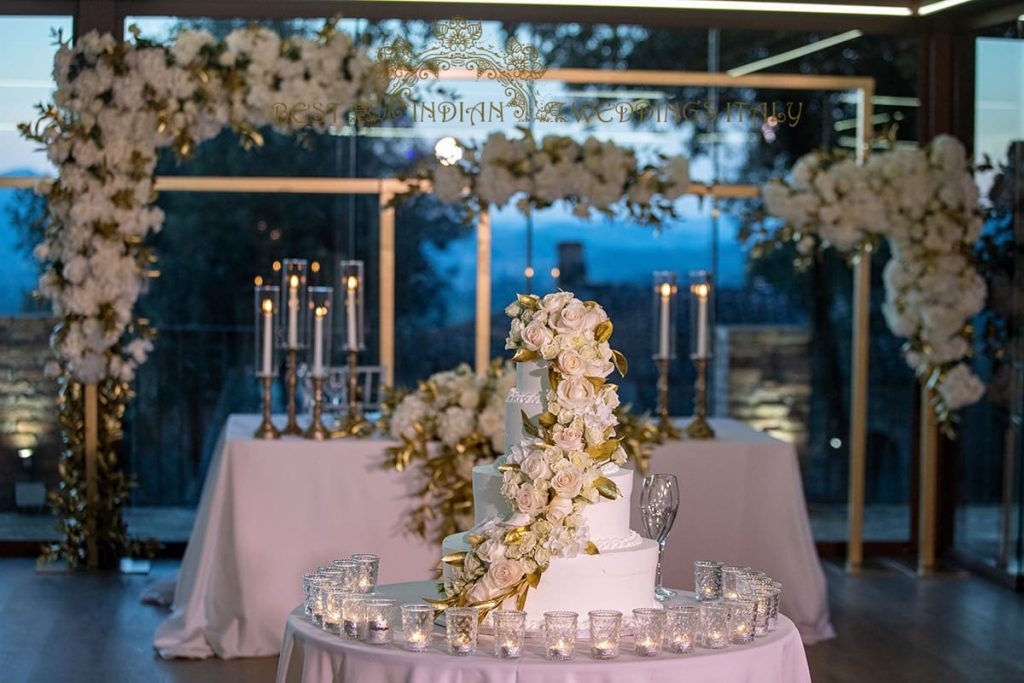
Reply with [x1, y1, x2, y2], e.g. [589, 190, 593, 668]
[504, 360, 550, 449]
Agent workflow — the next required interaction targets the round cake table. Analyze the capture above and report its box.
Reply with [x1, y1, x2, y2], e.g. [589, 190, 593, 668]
[275, 582, 813, 683]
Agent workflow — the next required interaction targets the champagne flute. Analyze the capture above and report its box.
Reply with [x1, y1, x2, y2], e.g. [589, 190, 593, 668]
[640, 473, 679, 601]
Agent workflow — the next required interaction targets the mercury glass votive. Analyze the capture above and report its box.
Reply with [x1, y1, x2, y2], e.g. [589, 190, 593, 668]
[322, 587, 346, 634]
[769, 581, 782, 632]
[727, 598, 756, 645]
[695, 560, 724, 601]
[309, 574, 332, 626]
[700, 601, 730, 649]
[588, 610, 622, 660]
[753, 585, 778, 637]
[340, 593, 367, 639]
[350, 554, 379, 593]
[329, 559, 361, 593]
[632, 608, 666, 657]
[445, 607, 479, 656]
[302, 571, 319, 618]
[721, 565, 750, 601]
[401, 603, 433, 652]
[665, 605, 700, 653]
[544, 611, 578, 661]
[362, 598, 396, 645]
[493, 610, 527, 659]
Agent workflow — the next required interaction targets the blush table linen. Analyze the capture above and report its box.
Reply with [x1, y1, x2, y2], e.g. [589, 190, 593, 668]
[631, 418, 834, 644]
[154, 414, 438, 659]
[276, 581, 813, 683]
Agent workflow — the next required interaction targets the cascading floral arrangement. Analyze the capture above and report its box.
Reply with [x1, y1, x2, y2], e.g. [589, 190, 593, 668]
[408, 129, 691, 225]
[427, 292, 629, 616]
[383, 362, 515, 543]
[755, 135, 986, 426]
[20, 23, 384, 567]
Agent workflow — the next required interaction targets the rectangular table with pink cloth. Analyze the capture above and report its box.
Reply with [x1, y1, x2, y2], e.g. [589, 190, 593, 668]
[631, 418, 834, 644]
[153, 414, 438, 659]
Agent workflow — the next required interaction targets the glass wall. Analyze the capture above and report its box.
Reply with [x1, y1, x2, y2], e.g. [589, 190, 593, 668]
[957, 29, 1023, 580]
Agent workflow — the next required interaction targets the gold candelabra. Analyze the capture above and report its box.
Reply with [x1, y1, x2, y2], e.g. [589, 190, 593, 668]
[304, 376, 329, 440]
[655, 357, 681, 439]
[254, 376, 280, 439]
[685, 357, 715, 439]
[333, 348, 373, 438]
[282, 348, 303, 436]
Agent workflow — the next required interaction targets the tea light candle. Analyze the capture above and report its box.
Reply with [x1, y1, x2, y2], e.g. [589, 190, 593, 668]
[592, 641, 617, 659]
[365, 618, 392, 645]
[493, 609, 526, 659]
[548, 639, 573, 660]
[498, 641, 522, 658]
[588, 610, 622, 660]
[543, 611, 578, 661]
[405, 630, 428, 651]
[666, 604, 699, 654]
[401, 603, 432, 653]
[446, 606, 479, 656]
[362, 598, 396, 646]
[635, 637, 661, 657]
[672, 632, 693, 652]
[450, 634, 473, 655]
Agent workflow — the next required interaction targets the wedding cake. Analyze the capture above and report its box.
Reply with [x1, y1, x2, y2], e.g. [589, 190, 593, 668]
[439, 293, 658, 628]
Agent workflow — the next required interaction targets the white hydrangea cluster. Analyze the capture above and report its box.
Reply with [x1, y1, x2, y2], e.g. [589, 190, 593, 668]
[429, 131, 690, 223]
[443, 292, 628, 609]
[761, 135, 986, 419]
[29, 26, 380, 383]
[389, 363, 513, 459]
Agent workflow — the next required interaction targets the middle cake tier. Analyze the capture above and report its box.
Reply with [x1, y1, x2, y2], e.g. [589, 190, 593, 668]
[471, 462, 637, 542]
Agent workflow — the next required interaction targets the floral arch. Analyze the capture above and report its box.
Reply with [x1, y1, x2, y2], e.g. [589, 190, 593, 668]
[21, 25, 692, 568]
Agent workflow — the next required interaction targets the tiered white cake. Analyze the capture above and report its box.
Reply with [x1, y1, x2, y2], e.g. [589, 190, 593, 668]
[441, 360, 659, 626]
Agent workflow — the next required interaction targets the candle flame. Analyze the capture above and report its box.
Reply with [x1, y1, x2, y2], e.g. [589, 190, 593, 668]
[692, 283, 710, 299]
[261, 299, 273, 313]
[289, 274, 299, 289]
[315, 305, 327, 318]
[659, 282, 672, 300]
[254, 275, 263, 286]
[346, 275, 359, 291]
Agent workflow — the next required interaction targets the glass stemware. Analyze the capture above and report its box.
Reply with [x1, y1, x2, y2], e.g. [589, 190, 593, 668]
[640, 473, 680, 601]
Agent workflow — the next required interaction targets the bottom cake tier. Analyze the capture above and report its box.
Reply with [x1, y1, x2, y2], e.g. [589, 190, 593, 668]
[441, 531, 660, 630]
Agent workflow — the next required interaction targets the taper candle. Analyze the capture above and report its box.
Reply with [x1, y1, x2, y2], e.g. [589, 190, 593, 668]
[287, 274, 299, 348]
[345, 275, 358, 351]
[312, 306, 325, 377]
[659, 282, 671, 359]
[261, 298, 273, 376]
[694, 282, 709, 358]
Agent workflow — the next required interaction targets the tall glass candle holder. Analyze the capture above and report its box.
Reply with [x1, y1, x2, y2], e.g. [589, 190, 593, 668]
[769, 581, 782, 632]
[445, 607, 478, 656]
[632, 608, 666, 657]
[351, 554, 379, 593]
[753, 585, 778, 637]
[700, 601, 730, 649]
[666, 604, 700, 653]
[589, 610, 622, 660]
[493, 610, 527, 659]
[401, 604, 433, 652]
[305, 286, 333, 439]
[543, 611, 578, 661]
[695, 560, 724, 601]
[280, 259, 308, 436]
[253, 285, 281, 439]
[338, 260, 365, 352]
[685, 270, 715, 439]
[727, 598, 756, 644]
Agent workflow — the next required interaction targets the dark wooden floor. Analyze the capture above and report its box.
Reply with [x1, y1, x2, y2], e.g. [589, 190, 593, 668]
[0, 558, 1021, 682]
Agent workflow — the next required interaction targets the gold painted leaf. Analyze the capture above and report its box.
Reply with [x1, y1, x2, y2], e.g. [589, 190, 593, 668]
[521, 411, 540, 438]
[467, 534, 485, 547]
[504, 527, 529, 545]
[586, 438, 621, 461]
[497, 462, 521, 473]
[512, 348, 539, 363]
[612, 349, 628, 377]
[442, 551, 467, 566]
[526, 571, 542, 588]
[594, 476, 622, 500]
[585, 541, 600, 555]
[516, 584, 529, 611]
[548, 366, 559, 390]
[594, 320, 613, 343]
[538, 412, 557, 428]
[517, 294, 540, 310]
[587, 376, 605, 391]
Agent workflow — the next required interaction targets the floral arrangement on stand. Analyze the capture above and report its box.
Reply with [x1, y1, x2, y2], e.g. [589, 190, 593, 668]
[755, 135, 986, 427]
[383, 362, 515, 544]
[20, 23, 384, 567]
[424, 292, 630, 617]
[406, 129, 691, 225]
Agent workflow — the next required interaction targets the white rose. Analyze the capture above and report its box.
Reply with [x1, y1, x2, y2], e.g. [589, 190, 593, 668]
[546, 496, 573, 524]
[556, 376, 596, 410]
[557, 349, 587, 376]
[482, 558, 525, 594]
[514, 484, 546, 516]
[550, 466, 585, 499]
[475, 538, 508, 564]
[552, 301, 589, 334]
[521, 320, 554, 351]
[521, 452, 552, 481]
[551, 423, 584, 451]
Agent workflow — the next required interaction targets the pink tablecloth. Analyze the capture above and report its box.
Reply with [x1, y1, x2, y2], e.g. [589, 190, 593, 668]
[154, 414, 437, 659]
[276, 581, 812, 683]
[631, 418, 834, 644]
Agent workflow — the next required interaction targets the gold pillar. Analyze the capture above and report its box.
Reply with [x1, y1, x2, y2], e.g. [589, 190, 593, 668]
[379, 189, 396, 386]
[918, 385, 938, 574]
[475, 208, 492, 375]
[83, 382, 99, 570]
[846, 246, 872, 571]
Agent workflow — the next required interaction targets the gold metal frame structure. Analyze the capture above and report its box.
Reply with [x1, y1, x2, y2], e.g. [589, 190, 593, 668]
[0, 67, 878, 571]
